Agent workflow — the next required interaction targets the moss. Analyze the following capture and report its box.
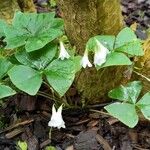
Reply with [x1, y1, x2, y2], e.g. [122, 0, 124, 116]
[0, 0, 36, 22]
[58, 0, 127, 103]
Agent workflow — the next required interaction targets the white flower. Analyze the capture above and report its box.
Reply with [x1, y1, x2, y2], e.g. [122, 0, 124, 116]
[94, 39, 109, 66]
[58, 41, 70, 60]
[48, 104, 65, 129]
[81, 51, 92, 68]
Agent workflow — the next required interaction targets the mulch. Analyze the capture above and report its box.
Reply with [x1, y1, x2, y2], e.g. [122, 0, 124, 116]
[0, 0, 150, 150]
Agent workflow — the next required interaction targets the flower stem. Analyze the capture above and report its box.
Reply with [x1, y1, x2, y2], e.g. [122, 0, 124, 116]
[49, 127, 52, 140]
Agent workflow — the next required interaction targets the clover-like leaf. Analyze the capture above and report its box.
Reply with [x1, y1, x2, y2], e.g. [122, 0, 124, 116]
[108, 81, 142, 104]
[114, 27, 144, 56]
[0, 84, 16, 99]
[0, 57, 13, 79]
[98, 52, 132, 69]
[136, 92, 150, 120]
[105, 103, 138, 128]
[86, 35, 115, 52]
[8, 65, 42, 95]
[4, 11, 63, 52]
[45, 59, 77, 96]
[15, 42, 57, 70]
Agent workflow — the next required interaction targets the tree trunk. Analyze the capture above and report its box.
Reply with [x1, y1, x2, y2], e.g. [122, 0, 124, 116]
[0, 0, 36, 22]
[58, 0, 123, 51]
[132, 38, 150, 94]
[58, 0, 128, 103]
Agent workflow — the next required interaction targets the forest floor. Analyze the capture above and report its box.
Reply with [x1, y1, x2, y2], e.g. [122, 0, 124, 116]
[0, 0, 150, 150]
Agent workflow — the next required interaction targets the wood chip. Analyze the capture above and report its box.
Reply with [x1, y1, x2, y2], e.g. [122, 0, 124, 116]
[0, 119, 34, 134]
[5, 128, 24, 139]
[40, 139, 51, 149]
[96, 134, 112, 150]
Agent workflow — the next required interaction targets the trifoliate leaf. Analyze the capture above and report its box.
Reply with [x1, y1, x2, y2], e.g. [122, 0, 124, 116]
[0, 57, 13, 79]
[137, 92, 150, 120]
[0, 84, 16, 99]
[15, 42, 57, 70]
[8, 65, 42, 95]
[45, 59, 76, 96]
[105, 103, 138, 128]
[108, 81, 142, 104]
[4, 11, 63, 52]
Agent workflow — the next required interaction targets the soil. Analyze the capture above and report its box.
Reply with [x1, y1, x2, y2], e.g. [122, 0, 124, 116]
[0, 0, 150, 150]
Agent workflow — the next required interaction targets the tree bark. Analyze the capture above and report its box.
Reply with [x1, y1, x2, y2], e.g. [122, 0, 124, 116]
[58, 0, 128, 103]
[0, 0, 36, 22]
[132, 38, 150, 94]
[58, 0, 123, 51]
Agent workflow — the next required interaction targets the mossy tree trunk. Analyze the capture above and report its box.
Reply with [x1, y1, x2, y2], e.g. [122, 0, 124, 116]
[58, 0, 123, 51]
[58, 0, 129, 103]
[0, 0, 36, 22]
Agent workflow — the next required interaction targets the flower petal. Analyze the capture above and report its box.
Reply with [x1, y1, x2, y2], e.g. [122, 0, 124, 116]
[81, 52, 92, 68]
[59, 41, 70, 60]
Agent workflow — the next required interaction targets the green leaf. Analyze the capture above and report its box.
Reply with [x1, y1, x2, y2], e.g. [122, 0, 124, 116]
[72, 56, 82, 72]
[4, 11, 63, 52]
[0, 20, 7, 37]
[126, 81, 142, 103]
[137, 92, 150, 120]
[4, 26, 28, 49]
[0, 57, 12, 79]
[94, 35, 115, 51]
[108, 85, 129, 101]
[86, 35, 115, 52]
[108, 81, 142, 104]
[15, 42, 57, 70]
[0, 84, 16, 99]
[17, 141, 27, 150]
[98, 52, 132, 69]
[115, 40, 144, 56]
[8, 65, 42, 95]
[25, 29, 62, 52]
[115, 27, 137, 48]
[45, 59, 76, 96]
[105, 103, 138, 128]
[114, 27, 144, 56]
[45, 146, 56, 150]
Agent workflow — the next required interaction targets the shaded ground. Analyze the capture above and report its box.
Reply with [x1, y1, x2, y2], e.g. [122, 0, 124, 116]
[0, 0, 150, 150]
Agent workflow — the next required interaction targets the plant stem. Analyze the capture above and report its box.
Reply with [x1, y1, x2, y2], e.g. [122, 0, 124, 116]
[49, 127, 52, 140]
[133, 70, 150, 82]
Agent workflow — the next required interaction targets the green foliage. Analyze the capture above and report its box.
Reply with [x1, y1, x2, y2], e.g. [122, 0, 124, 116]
[45, 146, 56, 150]
[50, 0, 57, 7]
[105, 81, 150, 128]
[115, 27, 144, 56]
[0, 11, 144, 106]
[0, 11, 80, 99]
[0, 84, 16, 99]
[0, 57, 13, 79]
[101, 52, 132, 68]
[136, 93, 150, 120]
[45, 59, 77, 96]
[3, 11, 63, 52]
[0, 58, 16, 99]
[86, 27, 144, 69]
[15, 42, 57, 70]
[0, 20, 6, 38]
[17, 141, 27, 150]
[105, 103, 138, 128]
[8, 65, 43, 95]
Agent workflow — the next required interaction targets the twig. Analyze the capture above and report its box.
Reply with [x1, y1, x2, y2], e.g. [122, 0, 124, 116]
[0, 119, 34, 134]
[5, 128, 24, 139]
[89, 109, 112, 117]
[133, 70, 150, 82]
[96, 134, 112, 150]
